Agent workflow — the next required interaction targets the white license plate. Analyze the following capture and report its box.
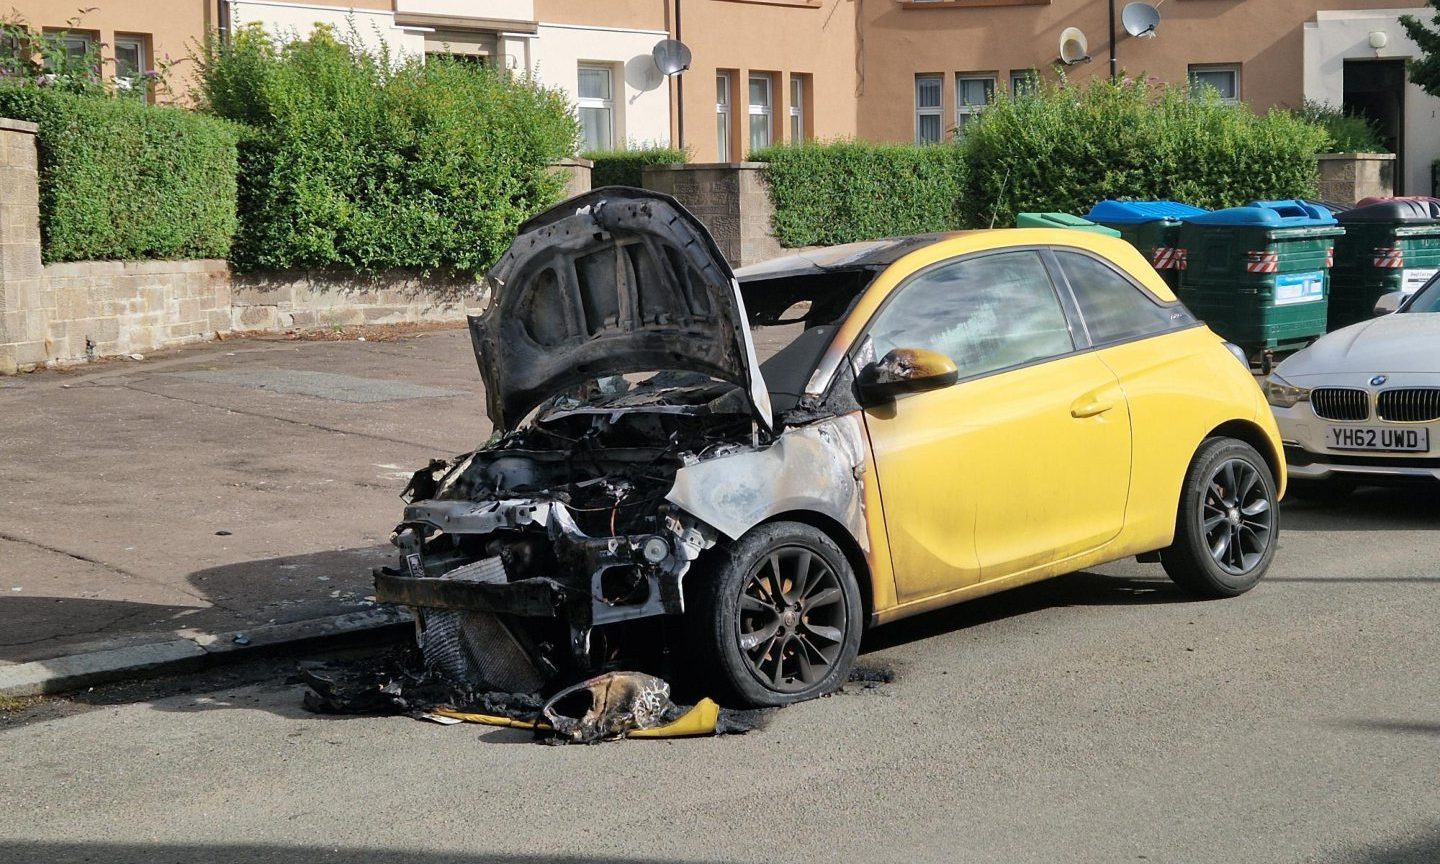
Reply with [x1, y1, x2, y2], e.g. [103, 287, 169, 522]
[1327, 426, 1431, 452]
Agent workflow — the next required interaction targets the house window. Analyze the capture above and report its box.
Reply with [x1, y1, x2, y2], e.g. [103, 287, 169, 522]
[1189, 65, 1240, 103]
[114, 35, 146, 99]
[717, 72, 732, 161]
[578, 64, 614, 151]
[748, 73, 773, 152]
[43, 30, 95, 74]
[915, 74, 942, 144]
[1010, 69, 1038, 98]
[789, 75, 805, 144]
[955, 74, 995, 134]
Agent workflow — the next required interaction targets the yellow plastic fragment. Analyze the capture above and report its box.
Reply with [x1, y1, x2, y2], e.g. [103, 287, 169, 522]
[627, 698, 720, 738]
[428, 697, 723, 739]
[429, 709, 549, 731]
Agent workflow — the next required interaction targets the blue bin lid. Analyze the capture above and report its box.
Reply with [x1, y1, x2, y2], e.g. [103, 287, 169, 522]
[1184, 199, 1338, 228]
[1086, 200, 1209, 224]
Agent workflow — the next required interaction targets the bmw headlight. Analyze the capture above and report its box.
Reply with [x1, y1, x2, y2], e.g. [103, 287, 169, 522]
[1264, 373, 1310, 409]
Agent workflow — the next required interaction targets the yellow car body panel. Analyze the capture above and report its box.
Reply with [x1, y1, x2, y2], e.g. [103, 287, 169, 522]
[803, 229, 1284, 626]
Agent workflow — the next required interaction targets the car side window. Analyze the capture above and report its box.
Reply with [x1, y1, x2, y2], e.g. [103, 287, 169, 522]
[1054, 250, 1184, 344]
[867, 250, 1074, 380]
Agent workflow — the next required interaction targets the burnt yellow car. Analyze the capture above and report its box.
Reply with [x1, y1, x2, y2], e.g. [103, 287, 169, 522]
[378, 189, 1285, 707]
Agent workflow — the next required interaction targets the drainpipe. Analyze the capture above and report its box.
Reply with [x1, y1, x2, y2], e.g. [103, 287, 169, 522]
[1108, 0, 1118, 83]
[675, 0, 685, 151]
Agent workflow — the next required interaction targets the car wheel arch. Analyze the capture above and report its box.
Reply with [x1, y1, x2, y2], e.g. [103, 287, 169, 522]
[1205, 419, 1284, 495]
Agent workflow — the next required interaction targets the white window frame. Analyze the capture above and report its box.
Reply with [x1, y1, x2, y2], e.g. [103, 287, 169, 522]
[114, 35, 146, 98]
[748, 73, 773, 152]
[955, 74, 995, 134]
[1188, 64, 1240, 104]
[915, 74, 943, 144]
[577, 63, 615, 152]
[717, 72, 732, 162]
[789, 75, 805, 144]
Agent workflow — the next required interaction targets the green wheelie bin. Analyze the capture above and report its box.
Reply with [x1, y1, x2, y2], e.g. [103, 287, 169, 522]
[1085, 200, 1209, 290]
[1014, 212, 1121, 237]
[1177, 199, 1344, 364]
[1329, 197, 1440, 330]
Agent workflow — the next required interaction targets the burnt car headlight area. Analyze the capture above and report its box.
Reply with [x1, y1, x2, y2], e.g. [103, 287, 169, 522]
[375, 379, 749, 693]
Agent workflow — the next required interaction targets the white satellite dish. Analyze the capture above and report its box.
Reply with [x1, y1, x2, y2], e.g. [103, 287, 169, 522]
[652, 39, 692, 76]
[1059, 27, 1090, 65]
[1122, 2, 1160, 38]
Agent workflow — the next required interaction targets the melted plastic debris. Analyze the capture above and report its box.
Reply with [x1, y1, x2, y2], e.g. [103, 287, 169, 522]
[297, 647, 771, 743]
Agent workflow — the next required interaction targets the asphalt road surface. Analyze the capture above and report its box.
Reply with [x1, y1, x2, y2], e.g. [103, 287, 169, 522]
[3, 486, 1438, 864]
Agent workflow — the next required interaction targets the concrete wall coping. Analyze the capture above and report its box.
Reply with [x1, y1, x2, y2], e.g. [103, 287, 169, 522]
[552, 157, 594, 168]
[1317, 152, 1396, 161]
[0, 117, 39, 134]
[642, 161, 767, 172]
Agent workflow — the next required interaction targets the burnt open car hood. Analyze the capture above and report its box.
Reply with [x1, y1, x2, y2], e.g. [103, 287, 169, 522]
[470, 187, 773, 432]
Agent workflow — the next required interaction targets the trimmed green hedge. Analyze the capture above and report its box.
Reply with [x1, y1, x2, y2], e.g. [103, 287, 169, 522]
[0, 85, 238, 263]
[751, 141, 967, 247]
[583, 147, 688, 189]
[961, 80, 1329, 227]
[199, 25, 578, 275]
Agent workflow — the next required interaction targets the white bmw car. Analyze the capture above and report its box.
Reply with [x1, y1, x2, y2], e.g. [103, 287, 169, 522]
[1266, 276, 1440, 490]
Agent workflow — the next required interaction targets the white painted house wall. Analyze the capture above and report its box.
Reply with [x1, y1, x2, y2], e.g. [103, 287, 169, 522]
[229, 0, 424, 59]
[532, 23, 673, 150]
[1305, 8, 1440, 196]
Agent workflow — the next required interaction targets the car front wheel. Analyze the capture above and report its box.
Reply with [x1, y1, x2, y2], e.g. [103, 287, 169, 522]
[1160, 437, 1279, 598]
[688, 521, 863, 707]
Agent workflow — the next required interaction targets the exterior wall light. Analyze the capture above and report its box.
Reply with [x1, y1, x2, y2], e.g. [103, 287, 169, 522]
[1369, 30, 1389, 50]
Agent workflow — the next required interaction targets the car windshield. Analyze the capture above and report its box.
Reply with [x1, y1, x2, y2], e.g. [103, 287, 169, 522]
[1403, 274, 1440, 313]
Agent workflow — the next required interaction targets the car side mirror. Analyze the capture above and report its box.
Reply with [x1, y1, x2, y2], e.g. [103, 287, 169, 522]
[857, 348, 959, 405]
[1373, 291, 1404, 316]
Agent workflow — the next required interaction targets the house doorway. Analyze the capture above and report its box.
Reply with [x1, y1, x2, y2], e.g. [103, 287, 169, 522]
[1343, 59, 1405, 194]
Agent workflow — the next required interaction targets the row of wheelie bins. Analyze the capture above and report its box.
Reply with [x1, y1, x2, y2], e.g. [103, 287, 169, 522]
[1019, 197, 1440, 363]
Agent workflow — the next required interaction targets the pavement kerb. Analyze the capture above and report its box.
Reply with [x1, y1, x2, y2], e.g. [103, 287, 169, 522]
[0, 606, 413, 698]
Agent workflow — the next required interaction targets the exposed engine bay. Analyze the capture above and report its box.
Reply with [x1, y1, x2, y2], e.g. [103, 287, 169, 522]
[377, 370, 756, 690]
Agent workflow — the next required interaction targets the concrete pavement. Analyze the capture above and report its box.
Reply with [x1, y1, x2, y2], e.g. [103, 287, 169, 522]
[0, 328, 489, 667]
[2, 487, 1439, 862]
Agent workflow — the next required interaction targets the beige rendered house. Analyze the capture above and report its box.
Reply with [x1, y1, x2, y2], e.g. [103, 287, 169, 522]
[6, 0, 1439, 191]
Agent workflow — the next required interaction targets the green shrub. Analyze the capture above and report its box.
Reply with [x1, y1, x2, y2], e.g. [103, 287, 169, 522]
[0, 86, 238, 262]
[197, 25, 579, 275]
[583, 147, 688, 188]
[960, 80, 1330, 228]
[751, 141, 967, 247]
[1297, 100, 1387, 153]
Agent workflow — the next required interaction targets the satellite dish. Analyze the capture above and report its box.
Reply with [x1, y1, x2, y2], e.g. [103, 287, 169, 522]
[1059, 27, 1090, 65]
[651, 39, 692, 76]
[1122, 2, 1160, 38]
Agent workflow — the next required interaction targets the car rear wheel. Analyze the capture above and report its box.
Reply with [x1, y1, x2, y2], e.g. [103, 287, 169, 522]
[1160, 437, 1279, 598]
[688, 521, 863, 707]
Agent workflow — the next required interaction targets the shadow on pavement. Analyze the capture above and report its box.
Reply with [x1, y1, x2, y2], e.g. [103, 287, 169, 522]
[1281, 485, 1440, 533]
[862, 569, 1195, 654]
[0, 844, 723, 864]
[0, 547, 390, 664]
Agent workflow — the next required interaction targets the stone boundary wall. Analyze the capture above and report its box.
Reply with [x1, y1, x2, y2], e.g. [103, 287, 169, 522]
[640, 163, 782, 268]
[1317, 152, 1396, 205]
[231, 271, 484, 333]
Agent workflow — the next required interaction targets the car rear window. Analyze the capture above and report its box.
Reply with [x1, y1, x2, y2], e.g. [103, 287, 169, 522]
[1054, 250, 1189, 345]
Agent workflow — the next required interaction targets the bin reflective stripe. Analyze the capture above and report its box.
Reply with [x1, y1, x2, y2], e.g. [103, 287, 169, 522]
[1372, 247, 1405, 268]
[1326, 246, 1335, 268]
[1245, 251, 1279, 273]
[1151, 247, 1188, 270]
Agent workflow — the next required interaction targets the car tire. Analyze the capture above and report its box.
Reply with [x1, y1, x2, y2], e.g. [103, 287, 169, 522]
[1160, 437, 1279, 598]
[687, 521, 863, 707]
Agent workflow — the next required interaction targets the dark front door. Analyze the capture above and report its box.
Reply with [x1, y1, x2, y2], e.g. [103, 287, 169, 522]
[1344, 59, 1405, 194]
